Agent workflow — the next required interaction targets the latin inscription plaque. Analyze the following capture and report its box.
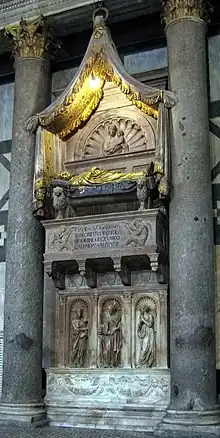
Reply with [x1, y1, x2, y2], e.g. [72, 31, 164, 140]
[48, 218, 150, 253]
[75, 223, 121, 249]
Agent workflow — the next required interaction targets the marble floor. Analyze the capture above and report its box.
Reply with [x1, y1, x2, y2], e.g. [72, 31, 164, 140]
[0, 428, 152, 438]
[0, 428, 219, 438]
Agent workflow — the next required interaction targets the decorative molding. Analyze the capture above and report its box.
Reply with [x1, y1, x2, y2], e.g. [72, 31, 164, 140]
[5, 16, 58, 59]
[161, 0, 212, 27]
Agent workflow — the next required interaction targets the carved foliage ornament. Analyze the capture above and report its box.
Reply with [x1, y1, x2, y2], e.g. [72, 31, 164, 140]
[161, 0, 212, 26]
[5, 16, 60, 59]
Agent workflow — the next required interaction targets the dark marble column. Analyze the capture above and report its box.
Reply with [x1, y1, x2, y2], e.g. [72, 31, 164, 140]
[161, 0, 220, 430]
[0, 18, 51, 424]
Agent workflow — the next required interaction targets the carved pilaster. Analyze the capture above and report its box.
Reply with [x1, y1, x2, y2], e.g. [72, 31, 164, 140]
[5, 16, 59, 59]
[122, 292, 132, 368]
[161, 0, 212, 27]
[56, 295, 67, 366]
[90, 294, 99, 367]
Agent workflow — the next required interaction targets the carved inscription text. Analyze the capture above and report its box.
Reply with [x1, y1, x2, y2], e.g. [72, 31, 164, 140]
[49, 219, 150, 252]
[75, 223, 121, 250]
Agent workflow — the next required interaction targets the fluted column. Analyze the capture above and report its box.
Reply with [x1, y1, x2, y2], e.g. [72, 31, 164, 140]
[0, 17, 51, 425]
[161, 0, 220, 429]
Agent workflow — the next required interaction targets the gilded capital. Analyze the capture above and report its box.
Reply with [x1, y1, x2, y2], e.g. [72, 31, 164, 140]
[161, 0, 213, 27]
[5, 16, 58, 59]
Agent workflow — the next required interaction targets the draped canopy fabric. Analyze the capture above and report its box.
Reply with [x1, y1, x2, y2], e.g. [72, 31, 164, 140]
[27, 13, 176, 142]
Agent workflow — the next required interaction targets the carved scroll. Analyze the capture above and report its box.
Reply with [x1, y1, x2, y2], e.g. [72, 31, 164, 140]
[99, 298, 122, 368]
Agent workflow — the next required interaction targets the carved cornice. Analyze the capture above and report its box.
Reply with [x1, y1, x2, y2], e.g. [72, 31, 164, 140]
[0, 0, 97, 30]
[161, 0, 213, 27]
[5, 16, 58, 59]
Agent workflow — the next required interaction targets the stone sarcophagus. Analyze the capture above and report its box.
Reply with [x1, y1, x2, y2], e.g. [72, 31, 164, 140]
[44, 208, 168, 280]
[29, 6, 175, 433]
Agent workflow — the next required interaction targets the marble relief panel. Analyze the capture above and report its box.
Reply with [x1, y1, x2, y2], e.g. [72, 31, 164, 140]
[54, 286, 167, 370]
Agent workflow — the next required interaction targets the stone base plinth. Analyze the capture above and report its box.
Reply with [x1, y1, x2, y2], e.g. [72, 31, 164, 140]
[0, 402, 47, 426]
[163, 408, 220, 426]
[156, 407, 220, 437]
[45, 368, 170, 431]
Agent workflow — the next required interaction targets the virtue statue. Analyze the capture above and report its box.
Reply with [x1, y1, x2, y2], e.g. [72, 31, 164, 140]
[99, 300, 122, 368]
[137, 306, 156, 367]
[71, 308, 88, 367]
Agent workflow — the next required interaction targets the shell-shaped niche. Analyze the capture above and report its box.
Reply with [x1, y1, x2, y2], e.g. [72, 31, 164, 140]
[135, 296, 158, 368]
[99, 297, 122, 368]
[84, 117, 149, 158]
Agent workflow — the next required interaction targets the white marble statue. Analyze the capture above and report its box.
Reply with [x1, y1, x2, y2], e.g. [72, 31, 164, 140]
[137, 306, 156, 367]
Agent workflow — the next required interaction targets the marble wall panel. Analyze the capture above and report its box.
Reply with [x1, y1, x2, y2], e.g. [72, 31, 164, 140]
[208, 35, 220, 103]
[52, 67, 78, 98]
[0, 82, 13, 390]
[124, 47, 168, 75]
[0, 83, 14, 142]
[209, 35, 220, 369]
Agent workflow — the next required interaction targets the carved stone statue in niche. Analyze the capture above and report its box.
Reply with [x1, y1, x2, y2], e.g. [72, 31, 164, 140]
[137, 305, 156, 368]
[70, 301, 88, 367]
[104, 123, 128, 155]
[83, 118, 148, 158]
[99, 299, 122, 368]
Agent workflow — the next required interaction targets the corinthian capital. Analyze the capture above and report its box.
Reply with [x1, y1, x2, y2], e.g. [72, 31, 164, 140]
[161, 0, 212, 27]
[5, 16, 58, 59]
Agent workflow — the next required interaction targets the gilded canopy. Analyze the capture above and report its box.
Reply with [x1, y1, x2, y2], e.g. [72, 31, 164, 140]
[27, 11, 176, 142]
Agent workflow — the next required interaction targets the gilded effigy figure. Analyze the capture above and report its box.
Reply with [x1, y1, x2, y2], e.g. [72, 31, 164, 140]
[137, 306, 156, 367]
[71, 308, 88, 367]
[99, 301, 122, 367]
[68, 166, 145, 186]
[103, 123, 128, 155]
